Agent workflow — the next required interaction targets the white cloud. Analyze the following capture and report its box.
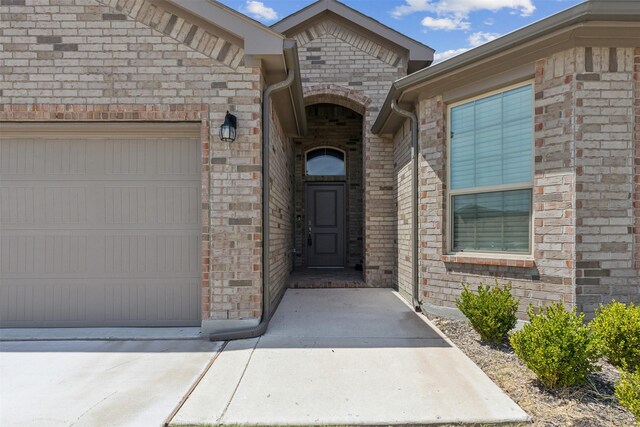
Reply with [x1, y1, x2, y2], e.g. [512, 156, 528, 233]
[392, 0, 535, 18]
[468, 31, 500, 46]
[433, 32, 501, 64]
[245, 1, 278, 21]
[421, 16, 470, 31]
[434, 47, 470, 62]
[392, 0, 431, 17]
[483, 17, 495, 25]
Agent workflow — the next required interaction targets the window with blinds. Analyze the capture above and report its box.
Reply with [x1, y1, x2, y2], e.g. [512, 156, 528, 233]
[448, 83, 533, 254]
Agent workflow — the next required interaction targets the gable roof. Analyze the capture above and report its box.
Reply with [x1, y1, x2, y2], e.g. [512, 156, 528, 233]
[372, 0, 640, 135]
[166, 0, 307, 136]
[272, 0, 434, 73]
[168, 0, 284, 56]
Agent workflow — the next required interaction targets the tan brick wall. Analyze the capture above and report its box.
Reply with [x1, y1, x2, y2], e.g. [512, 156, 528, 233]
[393, 120, 412, 300]
[415, 50, 579, 319]
[0, 0, 263, 323]
[411, 47, 639, 318]
[268, 100, 294, 311]
[635, 48, 640, 272]
[291, 19, 407, 286]
[575, 47, 639, 314]
[532, 50, 576, 304]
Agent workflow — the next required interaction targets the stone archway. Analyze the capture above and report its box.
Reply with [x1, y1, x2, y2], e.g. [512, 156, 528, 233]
[303, 84, 372, 116]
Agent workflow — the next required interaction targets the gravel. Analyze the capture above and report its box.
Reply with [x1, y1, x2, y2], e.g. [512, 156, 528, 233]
[429, 316, 637, 427]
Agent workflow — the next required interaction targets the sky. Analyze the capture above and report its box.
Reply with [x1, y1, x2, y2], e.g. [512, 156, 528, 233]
[217, 0, 585, 62]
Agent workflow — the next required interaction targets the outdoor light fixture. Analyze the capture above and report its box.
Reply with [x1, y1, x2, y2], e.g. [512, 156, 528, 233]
[219, 111, 237, 142]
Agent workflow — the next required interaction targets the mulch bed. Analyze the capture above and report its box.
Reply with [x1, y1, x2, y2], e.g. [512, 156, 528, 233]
[429, 316, 637, 427]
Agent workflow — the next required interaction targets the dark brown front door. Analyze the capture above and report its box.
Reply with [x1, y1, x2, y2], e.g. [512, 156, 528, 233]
[306, 183, 345, 267]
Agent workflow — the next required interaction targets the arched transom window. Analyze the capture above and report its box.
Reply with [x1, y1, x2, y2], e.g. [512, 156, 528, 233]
[305, 147, 345, 176]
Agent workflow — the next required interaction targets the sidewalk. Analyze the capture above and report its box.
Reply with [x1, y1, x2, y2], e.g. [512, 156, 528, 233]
[171, 288, 530, 426]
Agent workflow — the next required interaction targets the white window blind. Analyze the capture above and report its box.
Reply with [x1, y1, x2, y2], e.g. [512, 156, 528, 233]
[450, 84, 532, 190]
[453, 189, 532, 253]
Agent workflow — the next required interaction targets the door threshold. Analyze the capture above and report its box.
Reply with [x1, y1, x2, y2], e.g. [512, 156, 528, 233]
[307, 266, 345, 269]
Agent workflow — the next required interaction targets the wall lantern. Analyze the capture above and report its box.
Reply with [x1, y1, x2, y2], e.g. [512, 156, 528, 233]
[219, 111, 237, 142]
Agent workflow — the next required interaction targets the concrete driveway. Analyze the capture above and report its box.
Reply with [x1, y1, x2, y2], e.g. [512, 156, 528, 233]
[0, 339, 221, 427]
[173, 288, 530, 426]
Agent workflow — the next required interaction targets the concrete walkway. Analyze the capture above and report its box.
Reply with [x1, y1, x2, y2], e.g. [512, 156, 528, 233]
[173, 288, 530, 426]
[0, 340, 222, 427]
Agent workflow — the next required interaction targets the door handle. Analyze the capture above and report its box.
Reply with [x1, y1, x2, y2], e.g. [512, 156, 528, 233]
[308, 226, 312, 246]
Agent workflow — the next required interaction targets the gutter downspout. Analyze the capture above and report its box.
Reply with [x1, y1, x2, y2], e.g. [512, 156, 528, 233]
[209, 69, 296, 341]
[391, 100, 421, 312]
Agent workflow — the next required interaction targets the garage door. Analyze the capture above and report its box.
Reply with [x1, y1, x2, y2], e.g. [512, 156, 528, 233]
[0, 123, 201, 327]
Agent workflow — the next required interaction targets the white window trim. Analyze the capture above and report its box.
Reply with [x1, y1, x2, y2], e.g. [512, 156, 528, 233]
[305, 146, 347, 176]
[446, 80, 535, 257]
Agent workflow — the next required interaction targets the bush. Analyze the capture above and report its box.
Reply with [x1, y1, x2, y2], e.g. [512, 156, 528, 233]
[591, 301, 640, 372]
[510, 303, 600, 388]
[616, 370, 640, 424]
[455, 280, 519, 344]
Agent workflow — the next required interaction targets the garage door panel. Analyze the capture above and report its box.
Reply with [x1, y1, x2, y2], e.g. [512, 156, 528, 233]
[104, 186, 147, 225]
[44, 140, 87, 175]
[156, 138, 199, 176]
[0, 187, 36, 225]
[1, 273, 201, 327]
[2, 232, 199, 277]
[0, 139, 38, 175]
[0, 124, 201, 327]
[1, 234, 89, 276]
[104, 139, 147, 175]
[157, 186, 199, 225]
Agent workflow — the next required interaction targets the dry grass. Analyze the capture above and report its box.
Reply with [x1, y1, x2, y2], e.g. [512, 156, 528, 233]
[430, 316, 637, 427]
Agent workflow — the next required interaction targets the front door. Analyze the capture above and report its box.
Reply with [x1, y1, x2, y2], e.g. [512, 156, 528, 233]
[306, 183, 345, 267]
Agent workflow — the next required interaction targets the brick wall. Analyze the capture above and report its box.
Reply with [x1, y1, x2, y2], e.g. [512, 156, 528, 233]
[0, 0, 264, 324]
[393, 120, 412, 299]
[291, 19, 407, 286]
[575, 47, 639, 314]
[269, 100, 294, 312]
[293, 104, 363, 268]
[635, 48, 640, 272]
[414, 50, 579, 318]
[531, 49, 577, 307]
[411, 47, 639, 318]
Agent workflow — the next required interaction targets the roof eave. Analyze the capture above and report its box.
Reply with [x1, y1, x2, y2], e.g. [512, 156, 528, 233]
[167, 0, 284, 55]
[372, 0, 640, 135]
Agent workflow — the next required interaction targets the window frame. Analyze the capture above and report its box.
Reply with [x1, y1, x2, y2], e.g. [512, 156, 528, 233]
[305, 146, 347, 177]
[446, 81, 535, 257]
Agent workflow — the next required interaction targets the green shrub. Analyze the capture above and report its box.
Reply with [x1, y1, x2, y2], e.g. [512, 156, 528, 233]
[591, 301, 640, 371]
[455, 280, 519, 344]
[510, 303, 600, 388]
[616, 370, 640, 424]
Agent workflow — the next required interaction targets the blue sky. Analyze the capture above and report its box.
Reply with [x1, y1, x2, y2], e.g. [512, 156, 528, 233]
[218, 0, 585, 62]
